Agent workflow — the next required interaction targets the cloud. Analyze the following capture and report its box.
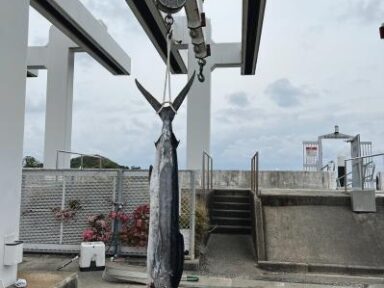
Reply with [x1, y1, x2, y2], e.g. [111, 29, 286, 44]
[23, 0, 384, 172]
[265, 78, 315, 108]
[228, 92, 250, 108]
[339, 0, 384, 24]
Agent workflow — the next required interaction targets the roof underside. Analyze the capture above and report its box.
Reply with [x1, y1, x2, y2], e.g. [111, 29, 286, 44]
[30, 0, 131, 75]
[242, 0, 266, 75]
[125, 0, 187, 74]
[126, 0, 266, 75]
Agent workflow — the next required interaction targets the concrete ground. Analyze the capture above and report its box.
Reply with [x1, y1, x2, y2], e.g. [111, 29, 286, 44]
[18, 237, 384, 288]
[199, 234, 259, 279]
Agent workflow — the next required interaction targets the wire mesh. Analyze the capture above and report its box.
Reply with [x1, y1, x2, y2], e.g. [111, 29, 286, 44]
[20, 169, 196, 258]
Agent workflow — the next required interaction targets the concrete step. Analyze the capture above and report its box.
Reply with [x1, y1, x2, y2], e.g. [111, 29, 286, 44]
[213, 194, 250, 204]
[211, 209, 251, 218]
[210, 225, 251, 235]
[211, 202, 250, 210]
[211, 216, 251, 226]
[213, 189, 250, 197]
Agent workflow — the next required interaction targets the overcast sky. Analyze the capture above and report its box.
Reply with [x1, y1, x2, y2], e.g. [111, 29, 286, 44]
[25, 0, 384, 170]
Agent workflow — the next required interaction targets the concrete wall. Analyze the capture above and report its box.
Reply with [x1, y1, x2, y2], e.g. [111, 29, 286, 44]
[210, 170, 334, 190]
[178, 170, 334, 190]
[260, 194, 384, 268]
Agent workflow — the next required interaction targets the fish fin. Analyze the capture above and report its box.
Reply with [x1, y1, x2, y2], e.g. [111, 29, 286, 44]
[172, 72, 196, 111]
[148, 165, 153, 183]
[135, 79, 162, 112]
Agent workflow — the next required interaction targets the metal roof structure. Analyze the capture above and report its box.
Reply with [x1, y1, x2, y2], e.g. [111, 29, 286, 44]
[125, 0, 266, 75]
[30, 0, 131, 75]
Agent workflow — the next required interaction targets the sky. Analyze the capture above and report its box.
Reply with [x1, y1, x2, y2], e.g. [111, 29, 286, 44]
[24, 0, 384, 171]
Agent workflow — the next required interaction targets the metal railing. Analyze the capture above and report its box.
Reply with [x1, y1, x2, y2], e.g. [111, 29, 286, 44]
[202, 151, 213, 197]
[321, 161, 335, 172]
[336, 172, 352, 189]
[343, 152, 384, 192]
[251, 152, 259, 196]
[56, 150, 103, 169]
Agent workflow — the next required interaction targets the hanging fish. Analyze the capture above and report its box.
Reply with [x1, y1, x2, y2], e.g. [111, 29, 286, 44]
[135, 72, 196, 288]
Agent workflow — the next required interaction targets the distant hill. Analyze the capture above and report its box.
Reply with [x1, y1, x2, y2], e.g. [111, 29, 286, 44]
[70, 155, 128, 169]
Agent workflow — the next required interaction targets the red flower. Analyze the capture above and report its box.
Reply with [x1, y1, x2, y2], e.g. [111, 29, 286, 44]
[82, 229, 95, 241]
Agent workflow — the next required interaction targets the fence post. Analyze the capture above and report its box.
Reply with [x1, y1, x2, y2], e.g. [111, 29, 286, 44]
[112, 169, 123, 256]
[189, 170, 196, 260]
[59, 175, 66, 245]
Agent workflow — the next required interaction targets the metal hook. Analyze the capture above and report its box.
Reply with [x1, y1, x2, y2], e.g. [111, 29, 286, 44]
[197, 58, 206, 83]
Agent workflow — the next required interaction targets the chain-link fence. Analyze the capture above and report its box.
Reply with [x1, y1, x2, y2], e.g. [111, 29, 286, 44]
[20, 169, 197, 259]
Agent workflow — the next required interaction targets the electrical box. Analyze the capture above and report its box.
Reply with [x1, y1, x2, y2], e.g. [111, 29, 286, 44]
[4, 241, 23, 266]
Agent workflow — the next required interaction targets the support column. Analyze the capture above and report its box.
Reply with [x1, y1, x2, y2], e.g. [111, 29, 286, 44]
[186, 43, 241, 170]
[44, 27, 76, 169]
[0, 1, 29, 286]
[186, 49, 212, 170]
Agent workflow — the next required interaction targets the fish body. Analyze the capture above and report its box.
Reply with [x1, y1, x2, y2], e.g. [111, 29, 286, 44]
[135, 73, 195, 288]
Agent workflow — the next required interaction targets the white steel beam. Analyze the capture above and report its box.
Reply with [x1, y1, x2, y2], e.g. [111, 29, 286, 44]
[43, 27, 77, 169]
[27, 46, 48, 69]
[0, 1, 29, 286]
[30, 0, 131, 75]
[241, 0, 266, 75]
[125, 0, 187, 74]
[211, 43, 242, 70]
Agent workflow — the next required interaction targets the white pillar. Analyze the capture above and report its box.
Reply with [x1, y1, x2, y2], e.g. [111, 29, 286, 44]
[186, 50, 212, 170]
[186, 43, 241, 170]
[0, 1, 29, 286]
[43, 27, 77, 169]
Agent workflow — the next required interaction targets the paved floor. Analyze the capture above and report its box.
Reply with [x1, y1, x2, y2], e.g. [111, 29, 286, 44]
[18, 246, 384, 288]
[199, 234, 260, 279]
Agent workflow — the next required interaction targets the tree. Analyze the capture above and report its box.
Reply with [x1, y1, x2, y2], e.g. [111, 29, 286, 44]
[23, 156, 43, 168]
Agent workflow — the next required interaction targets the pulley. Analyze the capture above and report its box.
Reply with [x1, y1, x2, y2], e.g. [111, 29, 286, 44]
[156, 0, 187, 14]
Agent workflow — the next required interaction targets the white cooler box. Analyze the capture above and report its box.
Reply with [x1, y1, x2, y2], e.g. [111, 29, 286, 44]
[79, 242, 105, 271]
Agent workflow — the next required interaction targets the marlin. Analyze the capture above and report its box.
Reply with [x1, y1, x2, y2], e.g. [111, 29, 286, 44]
[135, 72, 196, 288]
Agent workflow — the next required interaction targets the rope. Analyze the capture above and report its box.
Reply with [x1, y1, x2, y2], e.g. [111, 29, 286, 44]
[162, 30, 173, 104]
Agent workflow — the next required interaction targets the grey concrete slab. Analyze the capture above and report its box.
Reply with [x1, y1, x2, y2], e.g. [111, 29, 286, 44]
[264, 205, 384, 267]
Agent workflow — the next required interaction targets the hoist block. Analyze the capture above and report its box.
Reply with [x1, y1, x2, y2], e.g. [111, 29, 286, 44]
[156, 0, 187, 13]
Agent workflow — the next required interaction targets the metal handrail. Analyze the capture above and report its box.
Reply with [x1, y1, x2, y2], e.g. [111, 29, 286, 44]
[343, 152, 384, 192]
[202, 151, 213, 197]
[336, 171, 352, 188]
[251, 152, 259, 196]
[321, 161, 335, 172]
[56, 150, 103, 170]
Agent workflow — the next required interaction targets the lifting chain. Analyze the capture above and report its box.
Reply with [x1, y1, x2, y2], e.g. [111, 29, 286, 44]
[198, 58, 206, 82]
[165, 14, 174, 33]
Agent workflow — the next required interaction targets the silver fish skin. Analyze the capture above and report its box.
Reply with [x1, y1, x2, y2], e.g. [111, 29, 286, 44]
[135, 72, 196, 288]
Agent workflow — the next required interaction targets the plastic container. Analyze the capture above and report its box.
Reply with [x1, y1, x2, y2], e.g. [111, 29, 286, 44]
[4, 240, 23, 266]
[79, 241, 105, 271]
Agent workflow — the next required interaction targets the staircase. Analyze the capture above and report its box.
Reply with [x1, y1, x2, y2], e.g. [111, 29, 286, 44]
[209, 189, 251, 234]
